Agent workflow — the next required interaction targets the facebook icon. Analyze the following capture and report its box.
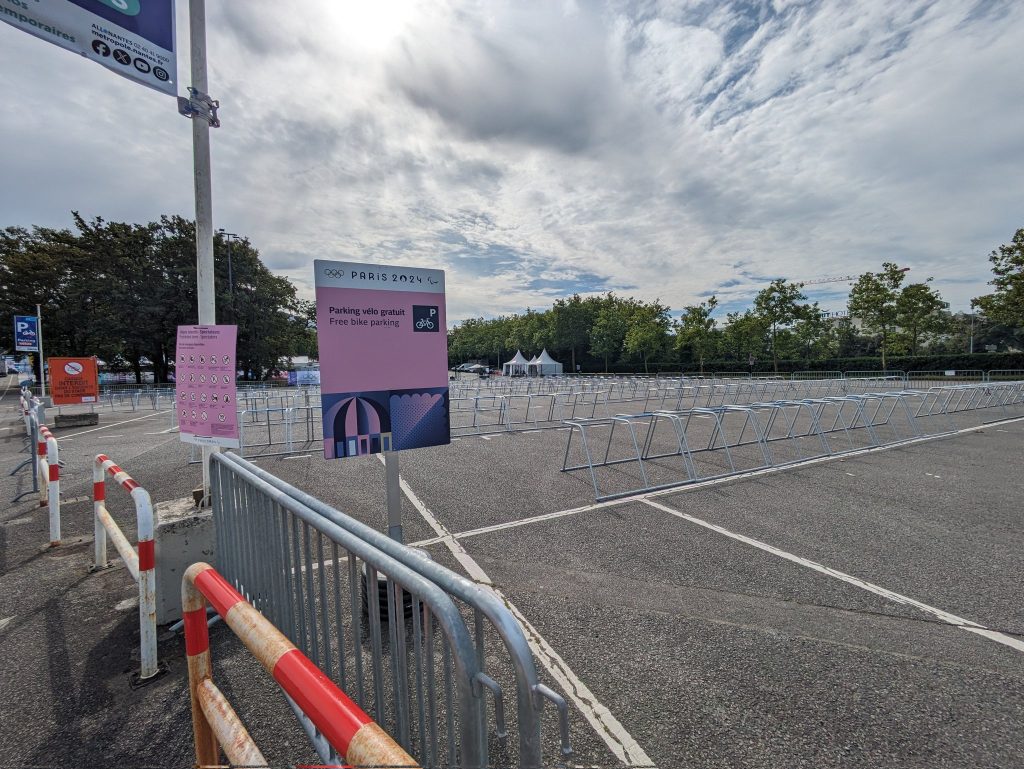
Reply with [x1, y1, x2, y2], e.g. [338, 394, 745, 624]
[14, 315, 39, 352]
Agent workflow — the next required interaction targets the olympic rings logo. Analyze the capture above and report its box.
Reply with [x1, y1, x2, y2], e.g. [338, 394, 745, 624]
[322, 269, 347, 278]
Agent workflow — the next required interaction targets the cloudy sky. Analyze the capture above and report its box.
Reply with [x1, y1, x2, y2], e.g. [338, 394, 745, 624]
[2, 0, 1022, 322]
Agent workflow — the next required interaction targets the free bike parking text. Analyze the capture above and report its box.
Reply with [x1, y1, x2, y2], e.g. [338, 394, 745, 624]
[328, 305, 406, 329]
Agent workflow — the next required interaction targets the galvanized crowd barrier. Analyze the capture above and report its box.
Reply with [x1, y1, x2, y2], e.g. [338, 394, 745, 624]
[563, 382, 1024, 501]
[9, 390, 44, 504]
[988, 369, 1024, 381]
[210, 451, 572, 769]
[183, 562, 419, 769]
[92, 453, 159, 682]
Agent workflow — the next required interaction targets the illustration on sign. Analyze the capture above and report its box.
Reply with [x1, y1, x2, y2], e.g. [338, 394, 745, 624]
[14, 315, 39, 352]
[314, 260, 450, 459]
[48, 357, 100, 405]
[1, 0, 177, 96]
[175, 325, 239, 448]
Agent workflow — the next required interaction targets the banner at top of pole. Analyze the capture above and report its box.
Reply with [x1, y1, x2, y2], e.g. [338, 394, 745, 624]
[1, 0, 177, 96]
[314, 260, 450, 460]
[14, 315, 39, 352]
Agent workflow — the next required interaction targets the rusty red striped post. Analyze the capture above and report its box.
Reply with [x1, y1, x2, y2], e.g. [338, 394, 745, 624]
[183, 563, 420, 768]
[93, 454, 158, 680]
[182, 564, 221, 768]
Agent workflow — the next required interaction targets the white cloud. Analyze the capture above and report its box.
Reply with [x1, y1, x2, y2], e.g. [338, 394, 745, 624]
[1, 0, 1022, 322]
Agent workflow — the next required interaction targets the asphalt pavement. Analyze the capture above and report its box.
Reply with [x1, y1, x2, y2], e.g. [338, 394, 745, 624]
[1, 373, 1022, 768]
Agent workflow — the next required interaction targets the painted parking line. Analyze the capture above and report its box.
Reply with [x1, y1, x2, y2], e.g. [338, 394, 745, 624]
[641, 497, 1024, 655]
[412, 413, 1024, 547]
[57, 410, 171, 437]
[381, 456, 653, 767]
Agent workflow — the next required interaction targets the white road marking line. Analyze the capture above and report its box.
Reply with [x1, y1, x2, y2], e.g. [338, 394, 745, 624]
[481, 434, 497, 441]
[380, 456, 653, 767]
[115, 597, 139, 611]
[59, 410, 170, 437]
[424, 414, 1024, 545]
[845, 472, 856, 476]
[283, 454, 312, 461]
[642, 497, 1024, 655]
[0, 616, 14, 632]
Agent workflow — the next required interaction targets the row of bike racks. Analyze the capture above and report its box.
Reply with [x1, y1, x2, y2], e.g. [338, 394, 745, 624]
[190, 379, 1022, 465]
[562, 383, 1024, 501]
[450, 390, 613, 434]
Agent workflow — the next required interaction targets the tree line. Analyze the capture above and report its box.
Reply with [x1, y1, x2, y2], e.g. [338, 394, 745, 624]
[1, 214, 316, 382]
[449, 228, 1024, 373]
[5, 214, 1021, 379]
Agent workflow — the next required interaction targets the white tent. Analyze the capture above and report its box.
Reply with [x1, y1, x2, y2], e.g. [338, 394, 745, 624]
[527, 349, 563, 376]
[502, 350, 530, 377]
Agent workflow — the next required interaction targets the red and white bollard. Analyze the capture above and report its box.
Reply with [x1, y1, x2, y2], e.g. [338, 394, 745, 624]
[36, 424, 60, 546]
[93, 454, 158, 681]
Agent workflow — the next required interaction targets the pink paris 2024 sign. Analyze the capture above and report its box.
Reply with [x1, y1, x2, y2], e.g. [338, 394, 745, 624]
[175, 325, 240, 448]
[314, 260, 449, 459]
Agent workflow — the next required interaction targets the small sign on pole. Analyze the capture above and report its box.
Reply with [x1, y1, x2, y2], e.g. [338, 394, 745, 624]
[1, 0, 178, 96]
[175, 325, 239, 448]
[48, 357, 100, 404]
[14, 315, 39, 352]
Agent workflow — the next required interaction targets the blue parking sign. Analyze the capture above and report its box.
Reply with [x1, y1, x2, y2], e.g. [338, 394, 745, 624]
[14, 315, 39, 352]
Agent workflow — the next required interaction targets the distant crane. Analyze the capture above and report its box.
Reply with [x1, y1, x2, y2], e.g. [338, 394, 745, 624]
[797, 267, 909, 287]
[795, 268, 910, 320]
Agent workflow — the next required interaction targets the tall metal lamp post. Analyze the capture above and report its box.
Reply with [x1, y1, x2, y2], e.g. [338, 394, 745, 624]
[217, 229, 237, 321]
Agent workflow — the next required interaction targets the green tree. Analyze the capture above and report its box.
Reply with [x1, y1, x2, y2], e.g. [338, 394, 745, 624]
[847, 263, 908, 369]
[896, 280, 947, 355]
[789, 304, 833, 361]
[624, 301, 670, 373]
[589, 294, 635, 371]
[753, 279, 808, 372]
[675, 296, 718, 373]
[720, 310, 768, 368]
[0, 214, 308, 382]
[973, 228, 1024, 326]
[551, 294, 595, 372]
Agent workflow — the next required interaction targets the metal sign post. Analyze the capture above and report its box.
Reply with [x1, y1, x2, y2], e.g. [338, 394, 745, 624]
[36, 304, 46, 400]
[179, 0, 221, 505]
[384, 451, 403, 543]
